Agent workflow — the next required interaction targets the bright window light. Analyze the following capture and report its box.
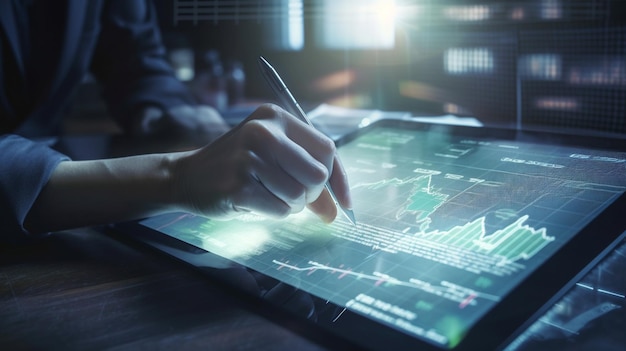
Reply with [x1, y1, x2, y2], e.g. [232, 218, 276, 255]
[287, 0, 304, 50]
[569, 57, 626, 86]
[315, 0, 396, 50]
[540, 0, 562, 20]
[444, 48, 494, 75]
[535, 97, 579, 111]
[268, 0, 304, 51]
[519, 54, 562, 80]
[443, 5, 491, 21]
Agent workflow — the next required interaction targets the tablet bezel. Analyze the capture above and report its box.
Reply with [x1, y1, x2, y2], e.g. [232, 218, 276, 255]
[112, 119, 626, 351]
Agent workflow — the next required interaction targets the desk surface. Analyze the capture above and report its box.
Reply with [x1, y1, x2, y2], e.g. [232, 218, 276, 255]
[0, 228, 328, 351]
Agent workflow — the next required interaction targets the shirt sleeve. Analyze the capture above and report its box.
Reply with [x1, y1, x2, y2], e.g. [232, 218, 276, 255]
[90, 0, 196, 132]
[0, 134, 69, 242]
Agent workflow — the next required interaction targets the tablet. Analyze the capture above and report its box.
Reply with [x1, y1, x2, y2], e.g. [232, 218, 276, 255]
[113, 119, 626, 350]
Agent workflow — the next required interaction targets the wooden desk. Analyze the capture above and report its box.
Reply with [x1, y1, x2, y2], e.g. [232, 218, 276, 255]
[0, 228, 329, 351]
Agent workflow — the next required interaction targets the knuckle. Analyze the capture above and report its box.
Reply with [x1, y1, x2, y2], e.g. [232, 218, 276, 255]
[319, 136, 337, 155]
[255, 103, 283, 118]
[310, 162, 329, 184]
[241, 119, 278, 145]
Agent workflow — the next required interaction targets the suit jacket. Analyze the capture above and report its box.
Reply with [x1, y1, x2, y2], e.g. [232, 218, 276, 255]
[0, 0, 195, 241]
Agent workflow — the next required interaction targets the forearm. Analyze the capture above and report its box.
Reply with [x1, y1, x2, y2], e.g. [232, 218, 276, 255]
[24, 152, 182, 233]
[22, 104, 353, 234]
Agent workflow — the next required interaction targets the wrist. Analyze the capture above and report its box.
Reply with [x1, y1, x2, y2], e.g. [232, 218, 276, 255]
[164, 150, 195, 214]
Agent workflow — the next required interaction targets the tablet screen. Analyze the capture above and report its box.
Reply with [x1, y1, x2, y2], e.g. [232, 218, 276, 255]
[135, 120, 626, 350]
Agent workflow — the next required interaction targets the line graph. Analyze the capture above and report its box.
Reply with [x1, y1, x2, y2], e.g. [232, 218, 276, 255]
[353, 176, 449, 223]
[140, 125, 626, 348]
[418, 215, 554, 264]
[272, 259, 501, 308]
[350, 175, 554, 265]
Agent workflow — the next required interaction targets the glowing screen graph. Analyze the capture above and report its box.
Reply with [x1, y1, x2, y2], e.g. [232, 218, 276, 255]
[141, 124, 626, 348]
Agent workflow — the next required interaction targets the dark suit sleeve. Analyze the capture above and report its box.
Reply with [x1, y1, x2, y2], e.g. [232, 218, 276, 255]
[90, 0, 196, 131]
[0, 135, 69, 242]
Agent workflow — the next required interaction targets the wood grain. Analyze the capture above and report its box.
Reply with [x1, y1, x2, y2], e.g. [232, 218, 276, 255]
[0, 229, 329, 351]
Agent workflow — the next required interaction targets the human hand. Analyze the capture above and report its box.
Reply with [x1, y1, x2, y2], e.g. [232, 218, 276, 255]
[170, 104, 352, 223]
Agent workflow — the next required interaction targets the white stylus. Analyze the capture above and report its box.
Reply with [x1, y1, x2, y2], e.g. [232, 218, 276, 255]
[258, 56, 356, 225]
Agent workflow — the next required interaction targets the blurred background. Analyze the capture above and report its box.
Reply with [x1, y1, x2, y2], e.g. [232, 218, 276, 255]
[67, 0, 626, 137]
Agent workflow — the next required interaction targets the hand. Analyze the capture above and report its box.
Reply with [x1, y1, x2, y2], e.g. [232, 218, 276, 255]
[171, 104, 352, 223]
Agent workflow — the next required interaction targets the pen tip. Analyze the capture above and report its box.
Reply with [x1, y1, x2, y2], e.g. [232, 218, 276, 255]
[344, 209, 357, 226]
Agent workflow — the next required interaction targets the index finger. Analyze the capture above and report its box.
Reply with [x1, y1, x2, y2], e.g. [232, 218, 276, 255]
[307, 154, 353, 223]
[328, 155, 352, 211]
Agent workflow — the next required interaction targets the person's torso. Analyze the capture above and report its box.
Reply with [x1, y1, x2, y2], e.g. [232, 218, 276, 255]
[0, 0, 103, 137]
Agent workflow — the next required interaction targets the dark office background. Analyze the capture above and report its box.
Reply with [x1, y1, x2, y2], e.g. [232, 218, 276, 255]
[70, 0, 626, 137]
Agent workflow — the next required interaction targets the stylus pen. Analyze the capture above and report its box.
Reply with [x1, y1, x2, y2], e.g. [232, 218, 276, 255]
[258, 56, 356, 225]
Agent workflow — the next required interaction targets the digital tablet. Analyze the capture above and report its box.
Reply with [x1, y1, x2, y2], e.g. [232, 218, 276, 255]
[113, 119, 626, 351]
